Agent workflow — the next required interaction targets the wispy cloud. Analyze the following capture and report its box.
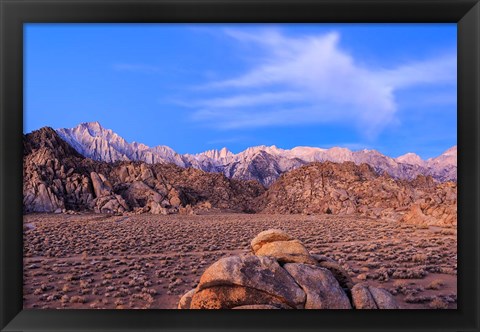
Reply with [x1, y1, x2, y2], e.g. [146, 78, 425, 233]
[113, 63, 162, 74]
[188, 29, 456, 139]
[192, 106, 340, 129]
[194, 91, 304, 108]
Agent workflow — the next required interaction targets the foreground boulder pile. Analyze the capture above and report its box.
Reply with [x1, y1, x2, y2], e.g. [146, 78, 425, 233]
[178, 229, 398, 309]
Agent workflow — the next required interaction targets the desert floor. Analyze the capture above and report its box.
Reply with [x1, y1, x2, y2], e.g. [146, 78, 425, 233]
[23, 213, 457, 309]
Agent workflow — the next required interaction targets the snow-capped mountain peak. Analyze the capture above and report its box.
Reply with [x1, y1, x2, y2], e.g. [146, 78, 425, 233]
[396, 152, 424, 166]
[427, 145, 457, 168]
[442, 146, 457, 157]
[198, 147, 233, 160]
[55, 122, 457, 186]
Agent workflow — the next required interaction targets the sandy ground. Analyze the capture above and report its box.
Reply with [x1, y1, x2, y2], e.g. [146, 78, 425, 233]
[23, 213, 457, 309]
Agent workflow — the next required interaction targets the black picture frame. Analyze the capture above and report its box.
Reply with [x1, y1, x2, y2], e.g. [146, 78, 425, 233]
[1, 0, 479, 331]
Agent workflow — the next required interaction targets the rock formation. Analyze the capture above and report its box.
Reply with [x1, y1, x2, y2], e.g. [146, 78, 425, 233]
[178, 229, 398, 309]
[23, 127, 88, 213]
[255, 162, 457, 227]
[23, 127, 265, 214]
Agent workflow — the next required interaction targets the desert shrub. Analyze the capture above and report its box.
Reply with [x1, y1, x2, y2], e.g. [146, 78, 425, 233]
[440, 229, 456, 235]
[405, 295, 432, 303]
[412, 254, 428, 263]
[415, 224, 429, 230]
[392, 280, 410, 288]
[392, 267, 427, 279]
[426, 279, 445, 290]
[70, 295, 87, 304]
[429, 297, 448, 309]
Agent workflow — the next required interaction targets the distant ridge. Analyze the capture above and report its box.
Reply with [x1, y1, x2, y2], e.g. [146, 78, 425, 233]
[56, 122, 457, 186]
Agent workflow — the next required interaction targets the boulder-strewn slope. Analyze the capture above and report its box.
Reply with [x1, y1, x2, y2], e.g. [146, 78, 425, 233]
[24, 127, 265, 214]
[179, 229, 398, 309]
[255, 162, 457, 227]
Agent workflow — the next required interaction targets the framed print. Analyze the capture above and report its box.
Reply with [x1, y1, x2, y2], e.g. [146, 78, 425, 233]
[1, 0, 479, 331]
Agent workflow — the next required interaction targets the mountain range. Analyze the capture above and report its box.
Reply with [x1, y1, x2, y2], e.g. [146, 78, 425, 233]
[23, 126, 457, 227]
[56, 122, 457, 186]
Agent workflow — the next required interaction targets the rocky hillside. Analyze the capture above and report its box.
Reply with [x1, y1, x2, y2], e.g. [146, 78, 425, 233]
[56, 122, 457, 186]
[255, 162, 457, 227]
[24, 127, 265, 215]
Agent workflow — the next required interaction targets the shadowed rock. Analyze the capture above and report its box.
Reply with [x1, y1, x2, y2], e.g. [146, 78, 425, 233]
[283, 263, 351, 309]
[177, 289, 196, 309]
[90, 194, 128, 214]
[316, 260, 354, 291]
[351, 284, 378, 309]
[351, 284, 398, 309]
[90, 172, 112, 198]
[368, 286, 399, 309]
[190, 285, 296, 309]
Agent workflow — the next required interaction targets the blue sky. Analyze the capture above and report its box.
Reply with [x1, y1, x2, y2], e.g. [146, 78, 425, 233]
[24, 24, 456, 159]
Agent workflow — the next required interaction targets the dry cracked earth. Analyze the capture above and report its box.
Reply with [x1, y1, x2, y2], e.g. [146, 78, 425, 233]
[23, 213, 457, 309]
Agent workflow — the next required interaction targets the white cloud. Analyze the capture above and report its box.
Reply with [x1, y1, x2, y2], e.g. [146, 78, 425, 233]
[189, 29, 456, 139]
[194, 91, 304, 108]
[192, 105, 342, 129]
